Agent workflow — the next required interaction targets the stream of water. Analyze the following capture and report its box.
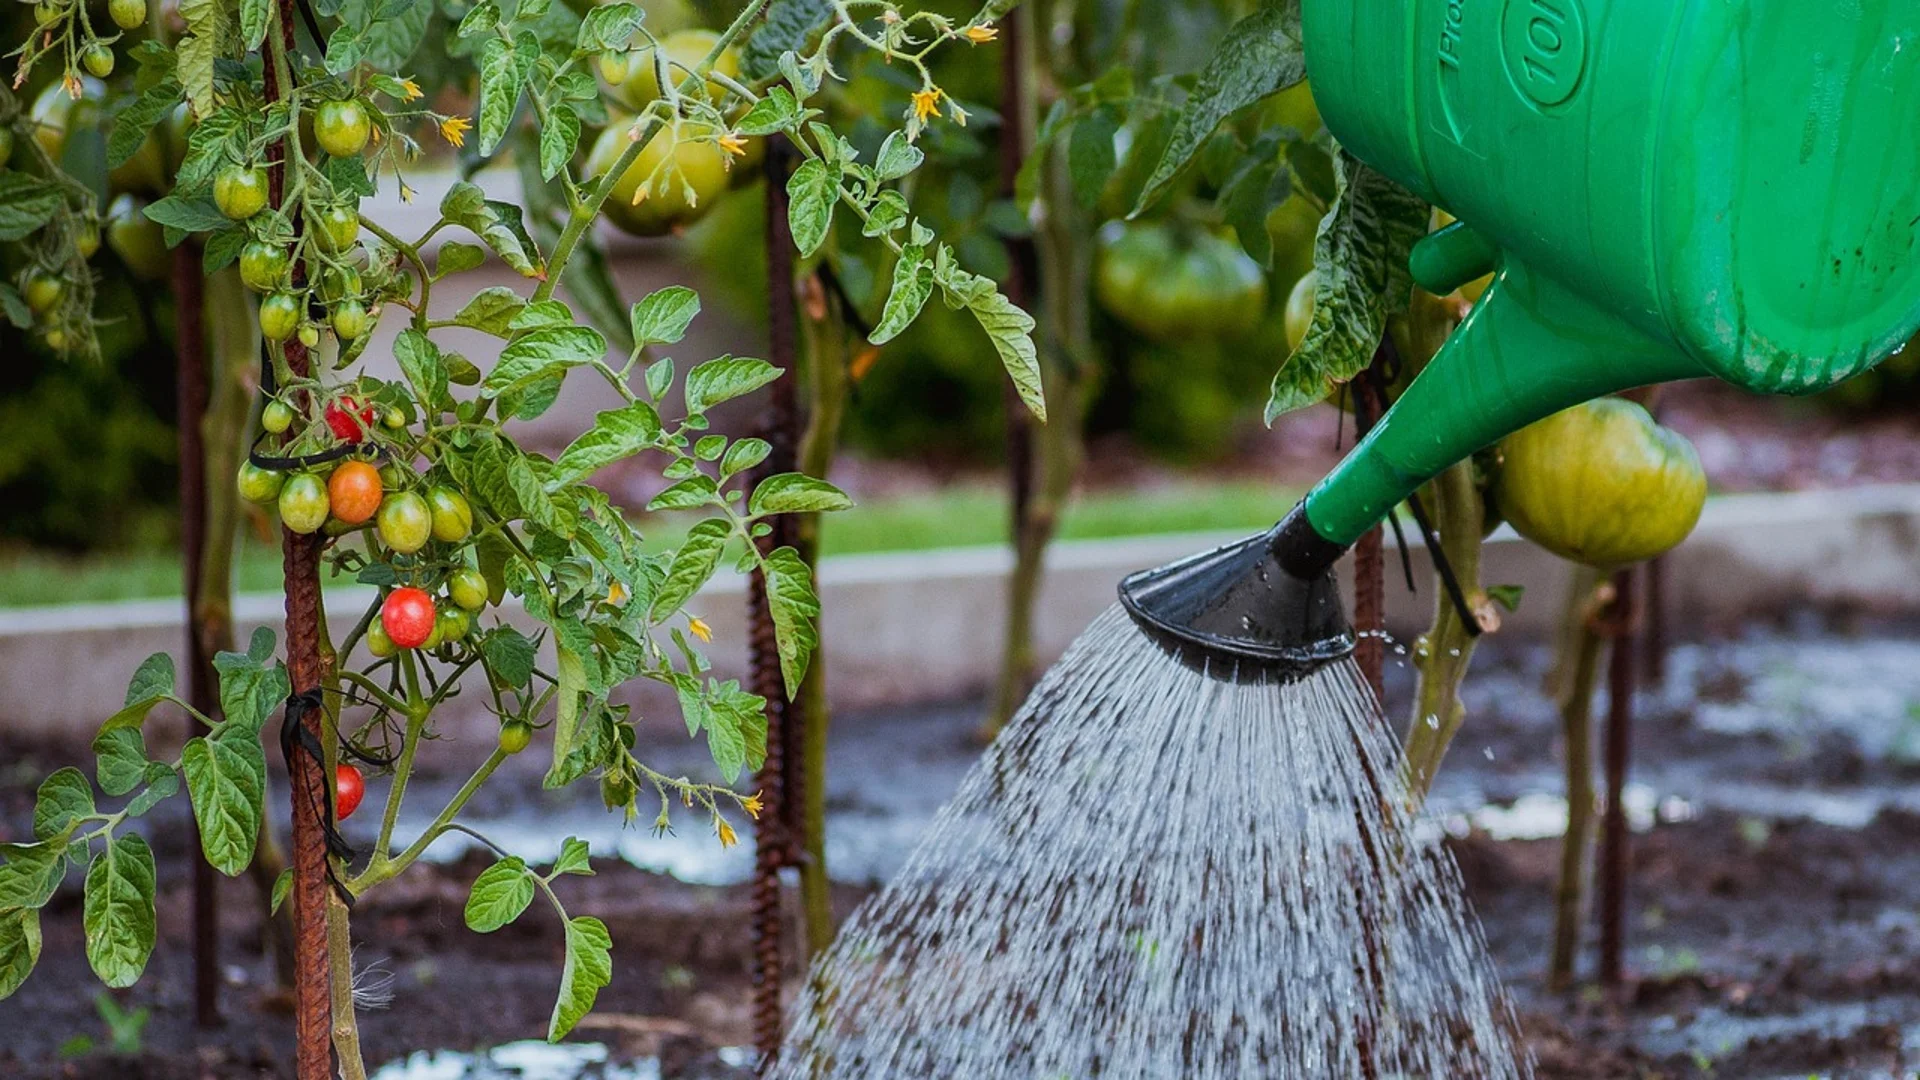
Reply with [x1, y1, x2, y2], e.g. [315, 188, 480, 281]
[764, 605, 1532, 1078]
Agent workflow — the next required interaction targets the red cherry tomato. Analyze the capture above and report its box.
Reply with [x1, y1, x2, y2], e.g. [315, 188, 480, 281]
[324, 395, 376, 442]
[335, 763, 365, 820]
[381, 586, 436, 649]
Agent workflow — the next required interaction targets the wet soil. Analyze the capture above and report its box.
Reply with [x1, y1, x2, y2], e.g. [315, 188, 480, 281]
[9, 620, 1920, 1078]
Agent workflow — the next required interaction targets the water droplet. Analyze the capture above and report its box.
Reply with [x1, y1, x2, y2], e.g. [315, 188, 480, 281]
[1426, 713, 1441, 729]
[1482, 747, 1495, 760]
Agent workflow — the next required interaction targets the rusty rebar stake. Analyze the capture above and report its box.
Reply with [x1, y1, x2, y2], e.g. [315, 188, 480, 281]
[750, 139, 804, 1069]
[262, 6, 332, 1074]
[172, 239, 222, 1028]
[1350, 348, 1391, 703]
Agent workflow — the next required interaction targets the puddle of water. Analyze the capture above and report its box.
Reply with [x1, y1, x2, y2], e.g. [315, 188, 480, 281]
[369, 1041, 754, 1080]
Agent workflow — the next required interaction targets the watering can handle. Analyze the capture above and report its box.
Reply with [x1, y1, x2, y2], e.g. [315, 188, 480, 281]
[1295, 260, 1710, 553]
[1408, 221, 1498, 298]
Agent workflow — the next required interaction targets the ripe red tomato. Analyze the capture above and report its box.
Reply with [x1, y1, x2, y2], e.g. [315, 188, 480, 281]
[381, 587, 436, 649]
[335, 763, 365, 820]
[327, 460, 384, 525]
[324, 395, 375, 441]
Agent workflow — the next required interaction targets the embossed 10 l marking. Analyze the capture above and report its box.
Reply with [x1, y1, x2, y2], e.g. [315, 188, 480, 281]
[1502, 0, 1588, 109]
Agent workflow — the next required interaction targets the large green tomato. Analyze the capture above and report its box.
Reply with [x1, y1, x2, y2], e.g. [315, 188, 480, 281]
[610, 30, 739, 111]
[236, 461, 285, 504]
[278, 473, 331, 534]
[1094, 221, 1268, 343]
[1493, 398, 1707, 569]
[585, 120, 730, 237]
[239, 242, 291, 292]
[214, 166, 270, 220]
[31, 79, 175, 196]
[107, 196, 168, 280]
[377, 491, 433, 554]
[313, 99, 372, 158]
[312, 204, 361, 253]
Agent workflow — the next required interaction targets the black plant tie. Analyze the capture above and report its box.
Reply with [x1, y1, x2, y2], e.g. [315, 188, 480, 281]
[1405, 491, 1483, 638]
[279, 689, 357, 908]
[250, 339, 371, 472]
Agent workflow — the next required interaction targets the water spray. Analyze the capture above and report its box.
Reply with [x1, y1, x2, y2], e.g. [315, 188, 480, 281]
[1127, 0, 1920, 675]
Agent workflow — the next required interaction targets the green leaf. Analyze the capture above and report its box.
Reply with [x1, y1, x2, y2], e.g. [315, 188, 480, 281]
[1265, 153, 1428, 422]
[0, 173, 64, 241]
[542, 642, 590, 787]
[943, 268, 1045, 422]
[644, 357, 673, 401]
[269, 868, 292, 916]
[453, 286, 529, 337]
[212, 639, 288, 736]
[482, 627, 537, 689]
[484, 325, 607, 399]
[0, 841, 66, 909]
[442, 182, 540, 276]
[202, 228, 247, 273]
[143, 195, 232, 236]
[359, 0, 431, 68]
[785, 158, 835, 258]
[91, 729, 149, 798]
[0, 283, 30, 328]
[748, 473, 851, 516]
[240, 0, 270, 48]
[34, 768, 94, 842]
[123, 765, 180, 819]
[0, 907, 40, 1000]
[870, 244, 933, 345]
[1486, 584, 1526, 613]
[760, 546, 820, 699]
[181, 725, 266, 876]
[862, 191, 908, 237]
[741, 0, 833, 81]
[702, 681, 767, 782]
[553, 401, 663, 485]
[464, 857, 535, 932]
[734, 87, 800, 136]
[457, 0, 499, 36]
[684, 356, 780, 416]
[538, 105, 581, 182]
[873, 131, 924, 182]
[478, 37, 523, 157]
[1067, 110, 1119, 210]
[650, 518, 729, 621]
[551, 837, 593, 877]
[1133, 0, 1306, 215]
[395, 329, 451, 412]
[575, 2, 642, 50]
[510, 300, 575, 331]
[628, 285, 699, 347]
[83, 833, 157, 988]
[109, 84, 183, 171]
[435, 241, 488, 279]
[646, 475, 720, 512]
[548, 915, 614, 1040]
[176, 0, 229, 116]
[100, 653, 175, 736]
[719, 438, 770, 479]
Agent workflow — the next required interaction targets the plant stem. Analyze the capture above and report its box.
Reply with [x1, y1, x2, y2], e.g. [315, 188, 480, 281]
[350, 749, 510, 892]
[1399, 461, 1488, 801]
[327, 893, 367, 1080]
[1548, 565, 1607, 991]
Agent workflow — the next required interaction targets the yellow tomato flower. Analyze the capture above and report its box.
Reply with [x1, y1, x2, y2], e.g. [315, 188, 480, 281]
[741, 792, 764, 820]
[608, 581, 628, 605]
[438, 115, 472, 149]
[718, 133, 748, 158]
[399, 78, 423, 101]
[716, 817, 738, 848]
[400, 183, 416, 204]
[964, 24, 998, 44]
[911, 87, 943, 122]
[689, 617, 712, 643]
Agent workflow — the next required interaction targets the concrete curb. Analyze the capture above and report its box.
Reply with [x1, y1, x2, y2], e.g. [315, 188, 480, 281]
[5, 484, 1920, 746]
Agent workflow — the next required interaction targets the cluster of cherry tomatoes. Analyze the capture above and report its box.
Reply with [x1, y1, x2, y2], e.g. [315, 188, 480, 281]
[236, 393, 494, 656]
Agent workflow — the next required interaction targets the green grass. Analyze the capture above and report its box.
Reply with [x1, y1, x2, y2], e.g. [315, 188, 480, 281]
[0, 480, 1297, 609]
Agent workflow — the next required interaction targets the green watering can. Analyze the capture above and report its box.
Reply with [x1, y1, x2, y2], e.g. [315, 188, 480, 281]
[1120, 0, 1920, 676]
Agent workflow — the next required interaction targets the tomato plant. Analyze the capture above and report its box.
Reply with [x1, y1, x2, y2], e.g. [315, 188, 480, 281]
[0, 0, 1043, 1065]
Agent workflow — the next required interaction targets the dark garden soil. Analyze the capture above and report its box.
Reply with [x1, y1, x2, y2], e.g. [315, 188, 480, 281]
[10, 620, 1920, 1078]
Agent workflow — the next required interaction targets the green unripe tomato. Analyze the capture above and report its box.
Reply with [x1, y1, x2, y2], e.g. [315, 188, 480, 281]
[331, 298, 371, 340]
[613, 30, 739, 110]
[1493, 398, 1708, 569]
[239, 241, 291, 292]
[376, 490, 432, 554]
[316, 265, 362, 303]
[34, 3, 60, 27]
[74, 220, 100, 259]
[42, 329, 65, 351]
[426, 486, 473, 543]
[236, 461, 284, 504]
[384, 407, 405, 430]
[498, 720, 533, 755]
[448, 567, 489, 612]
[277, 473, 330, 534]
[378, 462, 407, 490]
[584, 119, 730, 237]
[213, 166, 269, 220]
[313, 99, 372, 158]
[23, 272, 64, 314]
[596, 50, 633, 86]
[311, 204, 359, 253]
[258, 292, 302, 342]
[82, 45, 114, 79]
[1284, 271, 1316, 353]
[436, 607, 472, 644]
[421, 617, 445, 651]
[365, 619, 396, 658]
[108, 0, 146, 29]
[262, 399, 296, 434]
[106, 196, 167, 280]
[298, 324, 321, 348]
[1094, 221, 1268, 343]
